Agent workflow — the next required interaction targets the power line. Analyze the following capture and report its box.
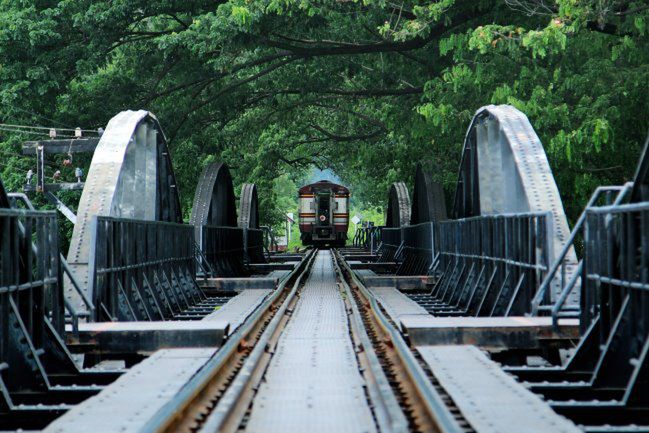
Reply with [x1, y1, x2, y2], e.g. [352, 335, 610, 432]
[0, 122, 99, 134]
[8, 106, 75, 129]
[0, 126, 76, 138]
[0, 126, 50, 136]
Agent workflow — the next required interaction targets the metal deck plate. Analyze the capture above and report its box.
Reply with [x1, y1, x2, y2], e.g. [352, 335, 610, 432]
[200, 277, 278, 292]
[249, 263, 295, 272]
[202, 289, 271, 331]
[265, 269, 292, 280]
[67, 320, 228, 353]
[363, 275, 435, 291]
[368, 287, 430, 324]
[354, 269, 378, 278]
[417, 345, 580, 433]
[44, 348, 217, 432]
[348, 262, 396, 272]
[402, 316, 580, 347]
[245, 251, 376, 433]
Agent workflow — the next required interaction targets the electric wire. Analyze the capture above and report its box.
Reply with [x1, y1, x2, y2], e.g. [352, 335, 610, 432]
[0, 123, 99, 134]
[7, 106, 75, 129]
[0, 126, 77, 138]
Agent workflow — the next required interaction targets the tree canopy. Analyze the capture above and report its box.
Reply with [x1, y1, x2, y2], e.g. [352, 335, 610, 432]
[1, 0, 647, 228]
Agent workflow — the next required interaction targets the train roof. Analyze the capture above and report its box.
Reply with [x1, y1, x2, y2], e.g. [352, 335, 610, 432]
[299, 180, 350, 195]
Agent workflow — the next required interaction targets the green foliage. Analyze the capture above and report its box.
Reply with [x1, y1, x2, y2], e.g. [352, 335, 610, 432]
[0, 0, 647, 239]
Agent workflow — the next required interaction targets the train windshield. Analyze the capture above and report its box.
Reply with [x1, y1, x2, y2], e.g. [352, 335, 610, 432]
[317, 194, 330, 225]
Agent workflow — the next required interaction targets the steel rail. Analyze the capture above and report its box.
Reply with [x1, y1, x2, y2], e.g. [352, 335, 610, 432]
[333, 249, 466, 433]
[200, 250, 409, 433]
[331, 252, 410, 433]
[195, 250, 318, 432]
[139, 249, 316, 433]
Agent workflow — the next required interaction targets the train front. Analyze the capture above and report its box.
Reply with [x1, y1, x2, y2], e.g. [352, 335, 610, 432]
[298, 180, 349, 247]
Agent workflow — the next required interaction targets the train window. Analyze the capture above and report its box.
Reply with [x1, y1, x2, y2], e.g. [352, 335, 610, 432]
[310, 201, 314, 210]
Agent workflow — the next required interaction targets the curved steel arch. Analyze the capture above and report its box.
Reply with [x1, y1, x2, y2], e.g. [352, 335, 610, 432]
[189, 162, 237, 228]
[452, 104, 576, 302]
[410, 164, 447, 225]
[66, 110, 182, 313]
[190, 162, 246, 276]
[238, 183, 260, 229]
[385, 181, 411, 227]
[238, 183, 267, 264]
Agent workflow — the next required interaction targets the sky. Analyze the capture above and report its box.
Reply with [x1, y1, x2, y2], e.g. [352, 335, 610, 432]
[306, 167, 344, 185]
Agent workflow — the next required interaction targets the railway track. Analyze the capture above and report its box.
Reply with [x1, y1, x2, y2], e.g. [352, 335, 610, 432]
[5, 106, 648, 433]
[332, 250, 469, 433]
[138, 249, 316, 433]
[138, 249, 465, 433]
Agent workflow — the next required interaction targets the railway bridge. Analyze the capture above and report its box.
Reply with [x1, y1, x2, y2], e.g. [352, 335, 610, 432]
[1, 105, 648, 433]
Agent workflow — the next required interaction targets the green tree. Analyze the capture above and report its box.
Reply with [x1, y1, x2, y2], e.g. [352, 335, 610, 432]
[0, 0, 647, 235]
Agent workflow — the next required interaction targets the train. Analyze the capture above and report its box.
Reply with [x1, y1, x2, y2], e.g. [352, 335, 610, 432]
[299, 180, 349, 247]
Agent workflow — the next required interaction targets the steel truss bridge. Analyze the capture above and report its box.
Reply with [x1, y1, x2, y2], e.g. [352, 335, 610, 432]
[1, 105, 648, 433]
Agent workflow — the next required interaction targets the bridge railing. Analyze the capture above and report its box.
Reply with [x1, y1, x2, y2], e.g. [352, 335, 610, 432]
[199, 225, 248, 277]
[396, 222, 437, 275]
[582, 200, 649, 332]
[432, 212, 551, 316]
[198, 226, 264, 277]
[352, 226, 364, 247]
[0, 208, 80, 398]
[370, 226, 382, 253]
[244, 228, 267, 264]
[378, 227, 402, 262]
[260, 225, 278, 253]
[536, 199, 649, 405]
[1, 208, 63, 333]
[353, 225, 382, 252]
[534, 183, 633, 325]
[7, 192, 94, 331]
[90, 217, 204, 321]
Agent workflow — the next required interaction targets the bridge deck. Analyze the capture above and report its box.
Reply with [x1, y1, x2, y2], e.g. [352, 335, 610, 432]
[403, 315, 580, 347]
[202, 288, 271, 332]
[244, 250, 376, 433]
[417, 345, 580, 433]
[367, 286, 430, 324]
[44, 348, 217, 433]
[67, 320, 228, 353]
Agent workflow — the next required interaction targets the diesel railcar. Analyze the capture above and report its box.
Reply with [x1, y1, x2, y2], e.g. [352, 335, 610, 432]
[299, 180, 349, 247]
